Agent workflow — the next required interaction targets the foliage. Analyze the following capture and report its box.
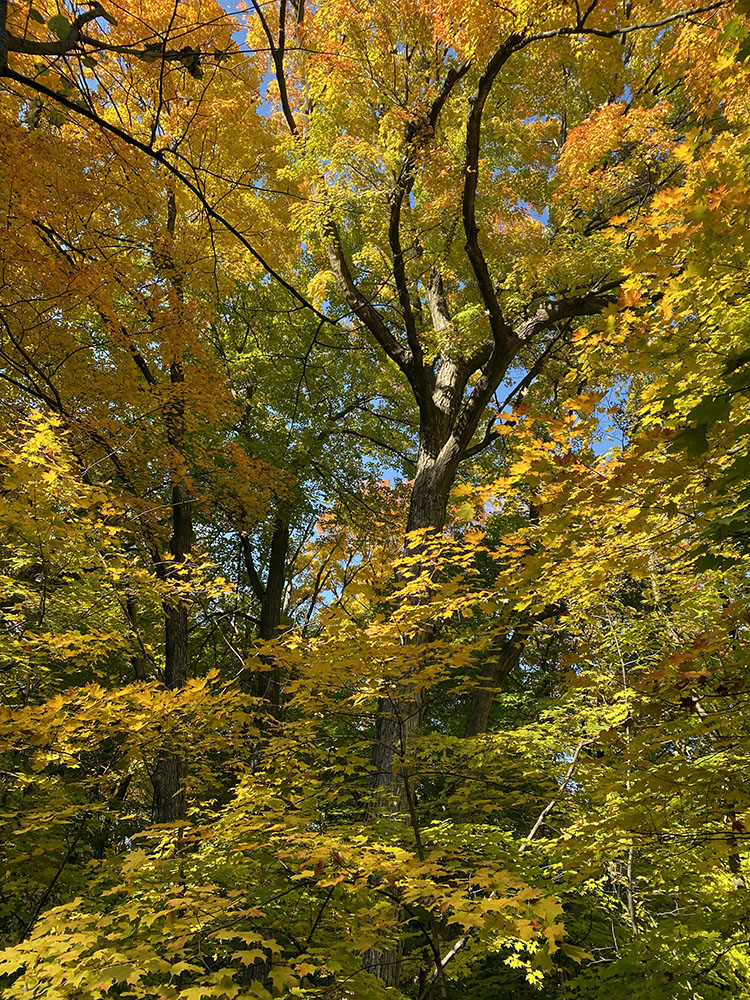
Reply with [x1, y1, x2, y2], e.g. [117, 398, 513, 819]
[1, 1, 749, 999]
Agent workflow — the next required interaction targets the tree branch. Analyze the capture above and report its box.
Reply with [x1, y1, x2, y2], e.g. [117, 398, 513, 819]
[7, 4, 115, 57]
[388, 61, 470, 388]
[0, 66, 328, 320]
[329, 427, 416, 468]
[457, 284, 618, 461]
[514, 283, 620, 343]
[418, 935, 468, 1000]
[251, 0, 299, 136]
[462, 36, 523, 350]
[324, 219, 418, 389]
[240, 532, 266, 601]
[526, 1, 729, 43]
[459, 328, 568, 461]
[525, 738, 592, 843]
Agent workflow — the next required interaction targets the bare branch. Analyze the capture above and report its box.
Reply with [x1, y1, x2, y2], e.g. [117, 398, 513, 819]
[514, 283, 620, 343]
[7, 4, 114, 57]
[251, 0, 299, 135]
[329, 426, 417, 468]
[525, 738, 592, 843]
[462, 37, 522, 350]
[387, 64, 469, 394]
[459, 327, 568, 461]
[527, 1, 729, 43]
[457, 284, 618, 461]
[418, 935, 468, 1000]
[324, 219, 418, 389]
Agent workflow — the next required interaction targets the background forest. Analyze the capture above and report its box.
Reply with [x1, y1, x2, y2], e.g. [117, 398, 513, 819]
[1, 0, 750, 997]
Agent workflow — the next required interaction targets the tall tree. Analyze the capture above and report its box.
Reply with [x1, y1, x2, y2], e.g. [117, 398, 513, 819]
[0, 2, 748, 1000]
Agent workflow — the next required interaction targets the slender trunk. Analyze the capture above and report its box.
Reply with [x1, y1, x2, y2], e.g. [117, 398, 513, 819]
[727, 813, 746, 891]
[241, 518, 290, 718]
[153, 476, 192, 822]
[153, 201, 192, 822]
[126, 594, 148, 682]
[259, 520, 289, 641]
[0, 0, 8, 74]
[464, 633, 521, 737]
[258, 518, 289, 716]
[165, 472, 192, 688]
[625, 846, 639, 938]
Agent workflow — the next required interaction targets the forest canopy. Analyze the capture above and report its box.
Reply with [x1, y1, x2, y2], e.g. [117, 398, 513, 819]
[1, 0, 750, 997]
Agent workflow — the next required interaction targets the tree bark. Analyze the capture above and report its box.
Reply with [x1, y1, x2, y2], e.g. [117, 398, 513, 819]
[370, 442, 455, 805]
[365, 423, 457, 985]
[152, 193, 192, 824]
[0, 0, 8, 74]
[126, 594, 148, 682]
[165, 476, 191, 689]
[464, 633, 522, 737]
[407, 454, 453, 534]
[153, 477, 192, 823]
[258, 518, 288, 716]
[241, 517, 290, 718]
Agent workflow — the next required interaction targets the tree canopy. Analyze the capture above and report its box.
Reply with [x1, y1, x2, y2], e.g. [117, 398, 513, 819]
[1, 1, 750, 998]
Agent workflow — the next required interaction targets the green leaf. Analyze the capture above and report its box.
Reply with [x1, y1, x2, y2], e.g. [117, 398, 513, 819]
[722, 454, 750, 483]
[694, 552, 735, 573]
[670, 425, 708, 458]
[720, 17, 747, 42]
[81, 56, 98, 69]
[723, 347, 750, 374]
[686, 395, 730, 429]
[456, 502, 474, 522]
[29, 9, 46, 24]
[560, 943, 593, 963]
[56, 76, 75, 97]
[268, 966, 299, 991]
[48, 14, 71, 39]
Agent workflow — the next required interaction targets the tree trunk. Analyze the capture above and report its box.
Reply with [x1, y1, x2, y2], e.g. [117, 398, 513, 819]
[464, 633, 521, 737]
[362, 947, 403, 988]
[365, 436, 455, 985]
[126, 593, 148, 682]
[153, 478, 192, 822]
[152, 329, 192, 821]
[165, 476, 191, 688]
[406, 452, 452, 534]
[241, 517, 290, 719]
[370, 450, 453, 806]
[258, 518, 288, 717]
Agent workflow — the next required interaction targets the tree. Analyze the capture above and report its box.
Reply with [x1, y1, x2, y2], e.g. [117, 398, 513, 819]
[1, 1, 749, 999]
